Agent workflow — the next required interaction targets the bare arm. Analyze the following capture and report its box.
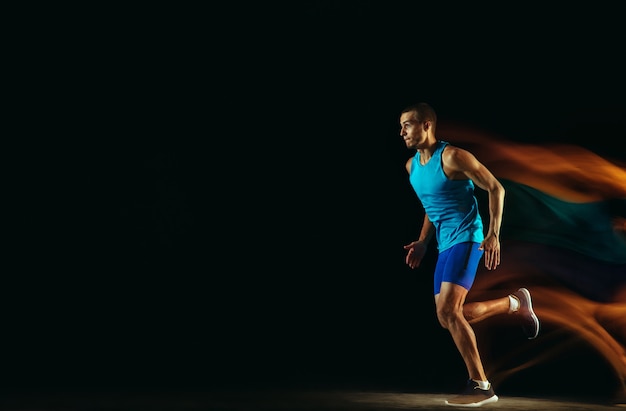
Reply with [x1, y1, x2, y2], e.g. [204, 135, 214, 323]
[417, 214, 435, 243]
[442, 146, 505, 270]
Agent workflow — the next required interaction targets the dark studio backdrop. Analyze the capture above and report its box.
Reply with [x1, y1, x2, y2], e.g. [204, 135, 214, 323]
[8, 1, 626, 401]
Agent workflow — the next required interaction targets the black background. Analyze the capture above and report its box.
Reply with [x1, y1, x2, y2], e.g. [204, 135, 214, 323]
[8, 1, 626, 400]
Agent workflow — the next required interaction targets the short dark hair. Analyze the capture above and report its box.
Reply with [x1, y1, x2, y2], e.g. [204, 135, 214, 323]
[401, 102, 437, 126]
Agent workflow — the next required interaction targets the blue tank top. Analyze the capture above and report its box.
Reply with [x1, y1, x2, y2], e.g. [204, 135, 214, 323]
[409, 140, 484, 251]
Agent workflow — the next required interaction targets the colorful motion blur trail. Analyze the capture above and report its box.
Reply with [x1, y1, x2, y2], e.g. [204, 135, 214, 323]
[440, 124, 626, 400]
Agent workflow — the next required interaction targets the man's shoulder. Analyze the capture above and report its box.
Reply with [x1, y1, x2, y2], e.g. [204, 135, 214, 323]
[440, 141, 458, 155]
[405, 155, 415, 173]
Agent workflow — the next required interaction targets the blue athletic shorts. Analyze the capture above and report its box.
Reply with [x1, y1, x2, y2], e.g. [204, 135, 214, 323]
[433, 242, 484, 295]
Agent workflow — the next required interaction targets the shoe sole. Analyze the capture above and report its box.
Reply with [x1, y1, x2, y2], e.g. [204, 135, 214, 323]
[445, 394, 499, 407]
[518, 287, 540, 339]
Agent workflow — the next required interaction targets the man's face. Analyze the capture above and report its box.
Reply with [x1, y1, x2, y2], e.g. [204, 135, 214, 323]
[400, 112, 426, 149]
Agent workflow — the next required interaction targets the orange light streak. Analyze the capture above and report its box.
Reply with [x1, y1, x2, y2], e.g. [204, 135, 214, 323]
[439, 124, 626, 401]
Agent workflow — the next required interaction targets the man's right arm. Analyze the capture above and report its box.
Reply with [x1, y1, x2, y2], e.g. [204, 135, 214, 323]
[404, 213, 435, 269]
[417, 213, 435, 244]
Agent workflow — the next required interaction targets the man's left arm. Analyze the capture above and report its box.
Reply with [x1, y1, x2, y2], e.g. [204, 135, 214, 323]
[446, 147, 505, 270]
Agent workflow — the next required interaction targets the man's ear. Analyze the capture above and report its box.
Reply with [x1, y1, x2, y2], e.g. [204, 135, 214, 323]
[423, 120, 431, 131]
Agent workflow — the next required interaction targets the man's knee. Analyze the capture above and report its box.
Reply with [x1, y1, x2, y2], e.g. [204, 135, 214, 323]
[437, 305, 460, 329]
[436, 312, 448, 329]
